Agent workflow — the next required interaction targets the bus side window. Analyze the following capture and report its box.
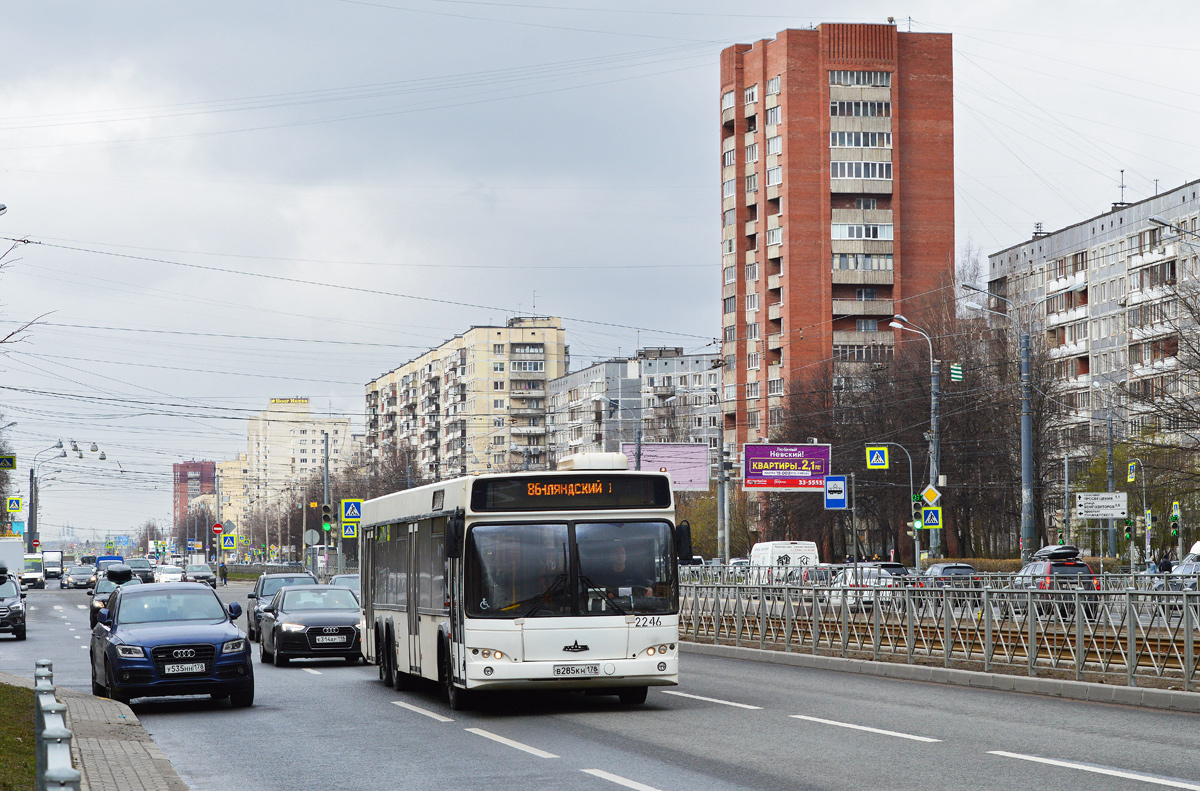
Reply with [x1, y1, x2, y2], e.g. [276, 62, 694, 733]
[431, 521, 446, 612]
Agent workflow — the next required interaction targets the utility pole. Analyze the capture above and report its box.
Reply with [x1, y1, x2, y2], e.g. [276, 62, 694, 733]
[1020, 328, 1035, 561]
[1106, 405, 1116, 558]
[1063, 454, 1071, 545]
[929, 358, 941, 553]
[27, 468, 36, 554]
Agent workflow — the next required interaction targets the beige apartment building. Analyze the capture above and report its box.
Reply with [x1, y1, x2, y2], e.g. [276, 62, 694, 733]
[246, 397, 353, 506]
[216, 453, 251, 533]
[365, 317, 569, 480]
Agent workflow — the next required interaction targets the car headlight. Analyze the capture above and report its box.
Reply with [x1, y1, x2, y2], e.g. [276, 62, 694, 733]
[116, 645, 144, 658]
[91, 600, 102, 608]
[222, 639, 247, 653]
[280, 623, 306, 632]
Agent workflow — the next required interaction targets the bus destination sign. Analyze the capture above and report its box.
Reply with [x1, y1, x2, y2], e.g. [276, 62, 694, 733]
[471, 474, 671, 512]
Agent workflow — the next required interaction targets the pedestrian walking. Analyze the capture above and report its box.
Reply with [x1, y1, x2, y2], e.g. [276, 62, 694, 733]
[219, 561, 228, 586]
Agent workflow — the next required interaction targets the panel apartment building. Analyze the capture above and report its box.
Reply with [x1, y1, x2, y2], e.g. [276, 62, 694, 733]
[172, 460, 215, 534]
[718, 24, 954, 448]
[548, 347, 722, 461]
[365, 317, 568, 480]
[246, 397, 353, 507]
[985, 180, 1200, 441]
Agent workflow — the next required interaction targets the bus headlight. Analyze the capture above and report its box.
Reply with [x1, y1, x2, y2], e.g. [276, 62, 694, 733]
[646, 647, 656, 656]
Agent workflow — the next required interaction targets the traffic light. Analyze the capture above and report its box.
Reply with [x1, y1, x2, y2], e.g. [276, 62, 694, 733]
[911, 499, 923, 531]
[1171, 512, 1180, 538]
[321, 503, 333, 531]
[1124, 518, 1133, 541]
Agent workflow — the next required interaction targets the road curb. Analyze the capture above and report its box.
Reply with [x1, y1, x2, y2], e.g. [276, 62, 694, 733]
[1, 670, 190, 790]
[678, 642, 1200, 714]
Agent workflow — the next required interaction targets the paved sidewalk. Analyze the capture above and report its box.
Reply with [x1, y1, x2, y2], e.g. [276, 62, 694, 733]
[1, 670, 189, 791]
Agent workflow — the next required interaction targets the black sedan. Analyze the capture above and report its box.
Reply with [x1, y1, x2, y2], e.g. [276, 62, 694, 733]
[63, 566, 94, 589]
[0, 572, 27, 640]
[246, 573, 317, 641]
[182, 564, 217, 588]
[90, 583, 252, 707]
[258, 585, 362, 666]
[90, 576, 143, 628]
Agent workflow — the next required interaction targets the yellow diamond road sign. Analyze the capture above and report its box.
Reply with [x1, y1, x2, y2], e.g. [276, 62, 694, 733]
[920, 485, 941, 506]
[865, 446, 889, 470]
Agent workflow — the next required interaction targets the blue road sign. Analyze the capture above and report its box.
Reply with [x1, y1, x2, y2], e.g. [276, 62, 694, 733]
[865, 447, 889, 470]
[921, 506, 942, 528]
[341, 499, 363, 522]
[342, 522, 358, 539]
[824, 475, 848, 510]
[0, 456, 14, 470]
[5, 497, 21, 513]
[221, 534, 237, 550]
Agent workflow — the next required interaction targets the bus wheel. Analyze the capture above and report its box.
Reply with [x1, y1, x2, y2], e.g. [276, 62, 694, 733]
[441, 642, 473, 711]
[617, 686, 648, 705]
[380, 628, 396, 688]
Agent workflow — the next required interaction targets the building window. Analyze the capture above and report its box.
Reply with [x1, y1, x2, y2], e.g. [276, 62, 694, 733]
[300, 430, 307, 435]
[829, 101, 891, 117]
[744, 84, 758, 104]
[724, 384, 736, 401]
[511, 360, 544, 372]
[833, 344, 894, 362]
[856, 319, 879, 332]
[745, 262, 758, 281]
[493, 344, 504, 354]
[493, 381, 505, 390]
[746, 382, 760, 399]
[724, 266, 736, 285]
[830, 131, 892, 148]
[493, 436, 505, 446]
[829, 70, 891, 87]
[745, 142, 758, 162]
[493, 362, 505, 372]
[723, 296, 737, 314]
[747, 352, 760, 369]
[832, 223, 894, 240]
[768, 378, 783, 396]
[766, 135, 782, 156]
[765, 106, 781, 126]
[765, 227, 782, 246]
[766, 167, 782, 187]
[745, 172, 758, 193]
[856, 288, 878, 300]
[830, 161, 893, 180]
[766, 76, 781, 95]
[746, 293, 759, 312]
[723, 326, 737, 343]
[723, 208, 736, 227]
[721, 90, 735, 110]
[855, 198, 878, 210]
[722, 149, 735, 168]
[747, 322, 760, 340]
[723, 179, 736, 198]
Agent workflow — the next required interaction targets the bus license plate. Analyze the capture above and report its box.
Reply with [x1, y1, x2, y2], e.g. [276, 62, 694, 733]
[163, 662, 205, 674]
[553, 664, 600, 677]
[315, 635, 346, 643]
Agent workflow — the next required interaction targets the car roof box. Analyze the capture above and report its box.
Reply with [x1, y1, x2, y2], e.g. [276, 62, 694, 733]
[105, 563, 133, 584]
[1032, 544, 1081, 560]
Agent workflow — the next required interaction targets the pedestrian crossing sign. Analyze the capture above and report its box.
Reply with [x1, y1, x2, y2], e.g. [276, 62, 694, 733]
[341, 499, 363, 522]
[221, 534, 237, 550]
[1127, 462, 1137, 483]
[921, 506, 942, 528]
[5, 497, 21, 513]
[865, 446, 889, 470]
[342, 522, 358, 539]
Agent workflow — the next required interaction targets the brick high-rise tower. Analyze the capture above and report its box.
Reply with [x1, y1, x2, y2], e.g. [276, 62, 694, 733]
[719, 24, 953, 452]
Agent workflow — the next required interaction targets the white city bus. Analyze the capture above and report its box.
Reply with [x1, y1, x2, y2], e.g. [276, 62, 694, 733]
[360, 453, 692, 709]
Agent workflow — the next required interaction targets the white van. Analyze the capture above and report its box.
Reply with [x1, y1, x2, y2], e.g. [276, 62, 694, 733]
[749, 541, 820, 583]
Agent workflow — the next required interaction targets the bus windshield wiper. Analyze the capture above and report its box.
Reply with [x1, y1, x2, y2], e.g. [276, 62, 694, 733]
[522, 573, 569, 617]
[579, 573, 627, 615]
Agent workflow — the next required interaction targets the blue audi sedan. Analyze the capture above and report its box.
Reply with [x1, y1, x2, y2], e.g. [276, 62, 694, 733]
[90, 582, 253, 707]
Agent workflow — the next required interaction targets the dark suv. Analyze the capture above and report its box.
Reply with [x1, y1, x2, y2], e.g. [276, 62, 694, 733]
[125, 558, 155, 584]
[246, 572, 317, 641]
[1007, 546, 1098, 618]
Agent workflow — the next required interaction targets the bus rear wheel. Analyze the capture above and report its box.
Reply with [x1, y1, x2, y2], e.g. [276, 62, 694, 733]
[380, 628, 396, 688]
[617, 686, 648, 705]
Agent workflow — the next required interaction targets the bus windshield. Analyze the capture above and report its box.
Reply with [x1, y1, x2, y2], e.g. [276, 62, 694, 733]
[466, 521, 676, 618]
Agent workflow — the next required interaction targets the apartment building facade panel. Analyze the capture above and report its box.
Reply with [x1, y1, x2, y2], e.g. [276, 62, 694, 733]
[365, 317, 568, 480]
[172, 460, 215, 534]
[246, 397, 353, 506]
[719, 24, 953, 450]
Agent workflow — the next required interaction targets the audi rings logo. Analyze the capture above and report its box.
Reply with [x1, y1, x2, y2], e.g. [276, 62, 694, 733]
[322, 627, 339, 634]
[172, 649, 196, 659]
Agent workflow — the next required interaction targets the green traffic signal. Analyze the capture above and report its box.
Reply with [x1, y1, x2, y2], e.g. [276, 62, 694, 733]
[323, 523, 331, 531]
[321, 503, 333, 526]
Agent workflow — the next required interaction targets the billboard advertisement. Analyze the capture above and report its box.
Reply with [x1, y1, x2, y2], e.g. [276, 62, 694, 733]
[620, 442, 711, 491]
[743, 443, 830, 491]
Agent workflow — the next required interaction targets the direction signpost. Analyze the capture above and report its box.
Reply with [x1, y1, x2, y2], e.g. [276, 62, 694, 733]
[1074, 492, 1128, 519]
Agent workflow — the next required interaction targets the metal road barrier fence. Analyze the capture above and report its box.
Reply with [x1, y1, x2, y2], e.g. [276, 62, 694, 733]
[680, 580, 1200, 691]
[34, 660, 82, 791]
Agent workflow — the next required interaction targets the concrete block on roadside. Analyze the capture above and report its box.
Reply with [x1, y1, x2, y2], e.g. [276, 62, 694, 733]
[988, 674, 1016, 691]
[1012, 676, 1040, 694]
[1058, 681, 1089, 701]
[1111, 686, 1145, 707]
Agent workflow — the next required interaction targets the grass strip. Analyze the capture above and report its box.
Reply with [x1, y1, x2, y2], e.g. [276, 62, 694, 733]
[0, 683, 36, 791]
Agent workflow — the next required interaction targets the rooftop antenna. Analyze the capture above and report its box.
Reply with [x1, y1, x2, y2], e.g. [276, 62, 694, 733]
[1154, 178, 1160, 196]
[532, 290, 537, 313]
[1119, 169, 1127, 203]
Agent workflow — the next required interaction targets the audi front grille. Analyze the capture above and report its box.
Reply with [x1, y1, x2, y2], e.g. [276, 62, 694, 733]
[150, 644, 217, 676]
[305, 626, 358, 650]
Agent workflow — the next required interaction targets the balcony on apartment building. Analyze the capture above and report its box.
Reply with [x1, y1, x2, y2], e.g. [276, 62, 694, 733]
[511, 425, 547, 436]
[832, 298, 894, 316]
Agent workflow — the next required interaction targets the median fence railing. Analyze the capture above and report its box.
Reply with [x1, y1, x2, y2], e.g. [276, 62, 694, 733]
[34, 660, 82, 791]
[680, 581, 1200, 691]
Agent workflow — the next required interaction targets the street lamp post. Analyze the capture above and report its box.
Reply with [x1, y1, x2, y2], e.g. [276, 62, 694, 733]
[964, 286, 1036, 561]
[865, 441, 921, 572]
[888, 316, 942, 554]
[1092, 380, 1125, 558]
[30, 442, 67, 553]
[1129, 456, 1149, 565]
[594, 395, 644, 470]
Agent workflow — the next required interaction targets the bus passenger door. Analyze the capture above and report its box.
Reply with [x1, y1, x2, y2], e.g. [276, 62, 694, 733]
[407, 522, 421, 676]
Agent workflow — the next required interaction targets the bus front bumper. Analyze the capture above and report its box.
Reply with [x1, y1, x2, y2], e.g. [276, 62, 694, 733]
[463, 655, 678, 691]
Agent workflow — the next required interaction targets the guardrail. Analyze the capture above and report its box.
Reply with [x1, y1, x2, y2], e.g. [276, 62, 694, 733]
[34, 660, 82, 791]
[680, 582, 1200, 691]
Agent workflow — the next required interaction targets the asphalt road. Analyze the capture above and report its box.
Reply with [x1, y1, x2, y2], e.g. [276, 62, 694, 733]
[4, 582, 1200, 791]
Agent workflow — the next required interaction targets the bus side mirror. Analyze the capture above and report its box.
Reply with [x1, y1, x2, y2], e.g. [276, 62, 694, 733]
[446, 509, 465, 559]
[676, 520, 693, 565]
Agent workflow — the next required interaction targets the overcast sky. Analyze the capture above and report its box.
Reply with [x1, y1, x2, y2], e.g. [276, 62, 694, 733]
[2, 1, 1196, 540]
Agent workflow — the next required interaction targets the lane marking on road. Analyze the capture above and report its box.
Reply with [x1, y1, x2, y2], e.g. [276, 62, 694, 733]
[80, 645, 88, 650]
[581, 769, 663, 791]
[989, 751, 1200, 790]
[789, 715, 941, 743]
[53, 605, 63, 610]
[302, 668, 322, 675]
[392, 701, 453, 722]
[464, 728, 558, 758]
[660, 690, 762, 710]
[76, 605, 87, 610]
[73, 635, 80, 640]
[69, 628, 75, 632]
